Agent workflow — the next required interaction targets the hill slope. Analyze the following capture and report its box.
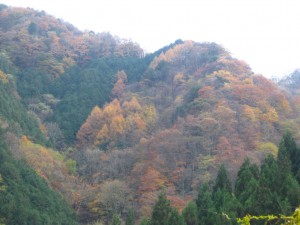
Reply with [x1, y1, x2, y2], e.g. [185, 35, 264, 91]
[1, 4, 300, 224]
[74, 41, 300, 217]
[0, 129, 78, 225]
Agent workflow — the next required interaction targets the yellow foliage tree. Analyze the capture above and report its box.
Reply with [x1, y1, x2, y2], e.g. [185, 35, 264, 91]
[95, 124, 109, 146]
[260, 106, 279, 123]
[109, 114, 126, 137]
[256, 142, 278, 157]
[111, 70, 127, 98]
[103, 99, 123, 121]
[123, 97, 142, 113]
[242, 105, 260, 122]
[21, 135, 30, 145]
[77, 97, 156, 148]
[76, 105, 103, 147]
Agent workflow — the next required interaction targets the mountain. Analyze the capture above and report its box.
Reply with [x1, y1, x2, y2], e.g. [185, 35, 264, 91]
[73, 40, 300, 217]
[0, 4, 300, 224]
[278, 69, 300, 96]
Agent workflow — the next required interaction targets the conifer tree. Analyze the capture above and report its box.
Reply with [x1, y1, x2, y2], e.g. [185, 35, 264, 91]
[139, 218, 150, 225]
[235, 158, 259, 215]
[151, 192, 172, 225]
[125, 209, 135, 225]
[278, 138, 292, 176]
[167, 208, 185, 225]
[196, 183, 216, 225]
[213, 164, 232, 195]
[182, 202, 198, 225]
[281, 131, 300, 176]
[256, 155, 281, 214]
[110, 214, 121, 225]
[212, 165, 239, 225]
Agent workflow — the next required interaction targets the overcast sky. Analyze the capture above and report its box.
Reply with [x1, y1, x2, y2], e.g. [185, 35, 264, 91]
[1, 0, 300, 78]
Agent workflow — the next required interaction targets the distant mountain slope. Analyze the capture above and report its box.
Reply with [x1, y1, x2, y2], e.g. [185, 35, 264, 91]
[278, 69, 300, 95]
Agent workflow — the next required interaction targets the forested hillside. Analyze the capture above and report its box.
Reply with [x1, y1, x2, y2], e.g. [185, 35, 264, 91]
[141, 131, 300, 225]
[73, 40, 300, 221]
[0, 129, 78, 225]
[0, 4, 300, 225]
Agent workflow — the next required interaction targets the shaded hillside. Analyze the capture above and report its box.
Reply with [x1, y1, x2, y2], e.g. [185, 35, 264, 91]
[0, 68, 44, 143]
[0, 130, 78, 225]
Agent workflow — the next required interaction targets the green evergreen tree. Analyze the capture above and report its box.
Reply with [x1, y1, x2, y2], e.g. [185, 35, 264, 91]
[110, 214, 121, 225]
[182, 202, 198, 225]
[125, 209, 135, 225]
[167, 208, 186, 225]
[211, 165, 239, 225]
[139, 218, 150, 225]
[235, 159, 259, 215]
[276, 134, 300, 213]
[213, 188, 239, 225]
[255, 155, 281, 215]
[284, 175, 300, 209]
[278, 139, 292, 176]
[151, 192, 172, 225]
[213, 164, 232, 195]
[196, 183, 216, 225]
[281, 131, 300, 177]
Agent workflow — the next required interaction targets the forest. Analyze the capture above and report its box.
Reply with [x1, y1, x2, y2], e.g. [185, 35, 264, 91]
[0, 4, 300, 225]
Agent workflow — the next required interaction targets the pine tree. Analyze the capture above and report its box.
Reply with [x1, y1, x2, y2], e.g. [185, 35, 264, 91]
[235, 158, 259, 215]
[213, 164, 232, 195]
[213, 189, 239, 225]
[278, 138, 292, 176]
[196, 183, 216, 225]
[139, 218, 150, 225]
[255, 155, 281, 214]
[276, 135, 300, 213]
[284, 175, 300, 210]
[151, 192, 172, 225]
[110, 214, 121, 225]
[212, 165, 238, 225]
[281, 131, 300, 176]
[182, 202, 198, 225]
[167, 208, 186, 225]
[125, 209, 135, 225]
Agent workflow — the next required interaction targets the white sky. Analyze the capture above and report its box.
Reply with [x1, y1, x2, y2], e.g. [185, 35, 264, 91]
[1, 0, 300, 78]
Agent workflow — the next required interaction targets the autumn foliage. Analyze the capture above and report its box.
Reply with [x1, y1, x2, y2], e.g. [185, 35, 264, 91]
[2, 6, 300, 224]
[76, 97, 156, 149]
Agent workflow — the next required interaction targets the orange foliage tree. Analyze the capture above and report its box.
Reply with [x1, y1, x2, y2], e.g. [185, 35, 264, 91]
[76, 97, 154, 148]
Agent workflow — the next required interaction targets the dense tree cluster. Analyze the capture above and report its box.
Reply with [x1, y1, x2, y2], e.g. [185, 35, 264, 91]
[0, 130, 78, 225]
[0, 68, 45, 144]
[136, 132, 300, 225]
